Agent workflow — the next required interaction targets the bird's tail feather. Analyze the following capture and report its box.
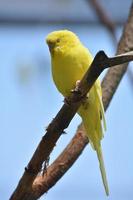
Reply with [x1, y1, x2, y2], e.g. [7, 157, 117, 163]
[96, 145, 109, 196]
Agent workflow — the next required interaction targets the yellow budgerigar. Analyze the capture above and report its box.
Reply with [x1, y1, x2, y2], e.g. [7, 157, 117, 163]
[46, 30, 109, 195]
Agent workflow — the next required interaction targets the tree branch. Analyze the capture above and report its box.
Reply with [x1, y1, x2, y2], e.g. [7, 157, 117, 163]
[102, 1, 133, 109]
[10, 3, 133, 200]
[88, 0, 116, 43]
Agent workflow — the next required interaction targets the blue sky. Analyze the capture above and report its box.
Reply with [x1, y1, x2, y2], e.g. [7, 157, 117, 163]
[0, 24, 133, 200]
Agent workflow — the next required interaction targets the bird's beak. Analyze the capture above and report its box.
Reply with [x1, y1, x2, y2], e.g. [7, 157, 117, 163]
[46, 40, 55, 53]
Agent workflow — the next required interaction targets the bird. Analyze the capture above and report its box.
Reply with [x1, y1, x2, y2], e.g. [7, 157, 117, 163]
[46, 30, 109, 195]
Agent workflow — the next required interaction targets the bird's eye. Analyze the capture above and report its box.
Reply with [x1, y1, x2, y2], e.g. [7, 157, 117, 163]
[56, 38, 60, 43]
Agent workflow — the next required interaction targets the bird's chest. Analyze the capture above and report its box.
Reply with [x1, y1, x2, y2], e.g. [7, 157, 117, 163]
[52, 55, 85, 97]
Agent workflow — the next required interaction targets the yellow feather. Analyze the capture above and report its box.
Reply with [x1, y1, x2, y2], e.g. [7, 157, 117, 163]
[46, 30, 109, 195]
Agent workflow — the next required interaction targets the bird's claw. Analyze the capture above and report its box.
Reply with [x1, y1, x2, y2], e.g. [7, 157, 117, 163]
[71, 80, 81, 94]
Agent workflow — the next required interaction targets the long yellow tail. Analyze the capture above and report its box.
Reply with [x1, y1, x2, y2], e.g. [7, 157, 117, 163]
[78, 81, 109, 195]
[96, 145, 109, 196]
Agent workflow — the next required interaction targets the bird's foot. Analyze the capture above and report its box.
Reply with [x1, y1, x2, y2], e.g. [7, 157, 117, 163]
[71, 80, 81, 94]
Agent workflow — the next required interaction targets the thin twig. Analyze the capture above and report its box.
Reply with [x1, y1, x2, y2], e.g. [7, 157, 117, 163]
[88, 0, 116, 43]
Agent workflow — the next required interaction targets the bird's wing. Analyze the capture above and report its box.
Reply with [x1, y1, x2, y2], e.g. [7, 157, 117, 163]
[95, 79, 106, 132]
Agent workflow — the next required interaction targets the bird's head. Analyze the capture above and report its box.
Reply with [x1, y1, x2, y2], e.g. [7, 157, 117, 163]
[46, 30, 80, 55]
